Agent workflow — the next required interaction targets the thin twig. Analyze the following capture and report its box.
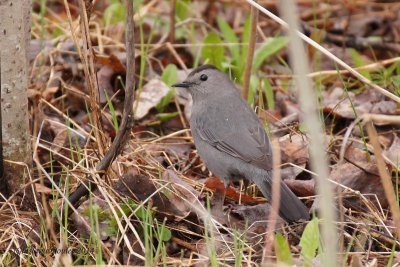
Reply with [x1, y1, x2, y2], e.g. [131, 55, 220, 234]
[169, 0, 176, 44]
[77, 0, 106, 154]
[339, 114, 400, 168]
[166, 42, 188, 71]
[365, 119, 400, 240]
[242, 0, 258, 100]
[68, 0, 136, 208]
[262, 138, 282, 262]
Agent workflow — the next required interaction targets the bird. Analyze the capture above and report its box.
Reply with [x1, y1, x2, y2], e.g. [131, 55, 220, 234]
[172, 64, 309, 223]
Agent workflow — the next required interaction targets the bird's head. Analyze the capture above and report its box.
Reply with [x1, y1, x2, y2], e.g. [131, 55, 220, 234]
[172, 64, 235, 101]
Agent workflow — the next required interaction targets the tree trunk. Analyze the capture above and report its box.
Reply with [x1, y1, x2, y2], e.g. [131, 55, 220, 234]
[0, 0, 34, 210]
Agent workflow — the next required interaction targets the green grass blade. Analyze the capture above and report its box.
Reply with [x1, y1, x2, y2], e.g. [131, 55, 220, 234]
[348, 48, 371, 80]
[263, 78, 275, 110]
[201, 32, 225, 70]
[253, 37, 288, 71]
[300, 217, 320, 266]
[217, 18, 240, 64]
[157, 64, 178, 112]
[274, 232, 294, 265]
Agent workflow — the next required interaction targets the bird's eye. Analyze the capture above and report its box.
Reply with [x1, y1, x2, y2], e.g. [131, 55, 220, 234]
[200, 74, 208, 81]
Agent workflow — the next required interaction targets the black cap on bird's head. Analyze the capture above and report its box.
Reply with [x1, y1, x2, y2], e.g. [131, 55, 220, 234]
[171, 64, 235, 99]
[171, 64, 217, 88]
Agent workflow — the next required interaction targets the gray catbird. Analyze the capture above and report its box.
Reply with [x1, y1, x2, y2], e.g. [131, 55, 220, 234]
[172, 64, 309, 222]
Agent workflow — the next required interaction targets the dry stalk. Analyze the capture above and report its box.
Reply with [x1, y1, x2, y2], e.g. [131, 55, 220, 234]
[68, 0, 136, 209]
[242, 0, 258, 100]
[262, 138, 282, 262]
[365, 119, 400, 240]
[276, 1, 338, 266]
[77, 0, 107, 154]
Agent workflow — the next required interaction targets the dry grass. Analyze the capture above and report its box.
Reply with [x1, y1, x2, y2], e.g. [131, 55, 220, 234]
[1, 0, 400, 266]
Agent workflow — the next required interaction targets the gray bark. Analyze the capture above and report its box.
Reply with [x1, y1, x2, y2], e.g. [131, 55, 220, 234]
[0, 0, 34, 209]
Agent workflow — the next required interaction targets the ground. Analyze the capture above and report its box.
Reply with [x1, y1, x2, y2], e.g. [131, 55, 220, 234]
[1, 0, 400, 266]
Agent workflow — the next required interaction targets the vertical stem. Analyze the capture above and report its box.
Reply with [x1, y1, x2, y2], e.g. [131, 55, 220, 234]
[262, 138, 282, 262]
[242, 2, 258, 100]
[168, 0, 176, 64]
[77, 0, 106, 155]
[277, 1, 337, 266]
[366, 119, 400, 240]
[67, 0, 136, 209]
[169, 0, 176, 45]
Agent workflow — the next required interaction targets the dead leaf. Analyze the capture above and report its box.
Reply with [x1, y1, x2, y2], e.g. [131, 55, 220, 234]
[383, 134, 400, 165]
[122, 231, 144, 266]
[97, 65, 118, 104]
[195, 235, 233, 264]
[204, 176, 265, 205]
[42, 86, 59, 101]
[323, 87, 398, 120]
[279, 134, 309, 166]
[280, 165, 306, 182]
[331, 16, 389, 37]
[144, 141, 191, 167]
[323, 87, 371, 119]
[114, 173, 189, 219]
[95, 53, 126, 73]
[284, 179, 315, 197]
[133, 79, 171, 120]
[163, 170, 199, 218]
[34, 183, 53, 194]
[331, 145, 387, 210]
[232, 203, 285, 235]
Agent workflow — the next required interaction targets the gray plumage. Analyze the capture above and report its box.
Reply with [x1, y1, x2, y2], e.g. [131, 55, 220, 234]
[172, 64, 309, 222]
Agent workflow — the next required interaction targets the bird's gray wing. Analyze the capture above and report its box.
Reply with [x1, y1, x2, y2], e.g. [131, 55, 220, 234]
[194, 103, 272, 171]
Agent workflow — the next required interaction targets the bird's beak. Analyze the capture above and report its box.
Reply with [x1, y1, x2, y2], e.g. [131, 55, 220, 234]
[171, 81, 191, 88]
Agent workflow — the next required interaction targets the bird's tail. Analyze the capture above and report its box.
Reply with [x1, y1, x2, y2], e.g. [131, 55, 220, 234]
[252, 171, 309, 223]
